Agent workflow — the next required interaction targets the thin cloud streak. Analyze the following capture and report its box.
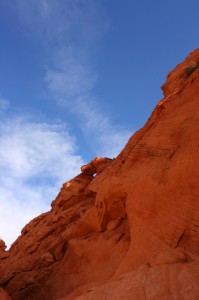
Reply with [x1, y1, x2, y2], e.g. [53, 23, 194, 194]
[74, 96, 132, 157]
[12, 0, 108, 45]
[0, 96, 9, 111]
[45, 47, 97, 99]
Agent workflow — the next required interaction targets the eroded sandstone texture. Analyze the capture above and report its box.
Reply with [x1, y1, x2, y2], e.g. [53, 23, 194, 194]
[1, 49, 199, 299]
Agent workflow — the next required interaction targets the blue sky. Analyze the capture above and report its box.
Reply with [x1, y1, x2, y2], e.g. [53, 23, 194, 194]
[0, 0, 199, 247]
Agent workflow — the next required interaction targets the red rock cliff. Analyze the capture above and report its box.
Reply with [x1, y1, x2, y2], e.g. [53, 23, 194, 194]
[1, 49, 199, 299]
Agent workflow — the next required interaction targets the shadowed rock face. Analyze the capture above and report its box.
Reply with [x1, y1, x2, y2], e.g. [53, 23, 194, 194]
[1, 49, 199, 300]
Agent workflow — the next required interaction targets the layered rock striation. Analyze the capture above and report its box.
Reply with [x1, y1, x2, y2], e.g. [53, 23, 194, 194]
[1, 49, 199, 299]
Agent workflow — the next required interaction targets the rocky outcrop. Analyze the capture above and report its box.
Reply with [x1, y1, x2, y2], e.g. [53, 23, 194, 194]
[0, 239, 9, 260]
[1, 49, 199, 299]
[81, 157, 113, 175]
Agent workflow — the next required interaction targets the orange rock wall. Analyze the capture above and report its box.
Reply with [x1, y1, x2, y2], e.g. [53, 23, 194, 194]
[1, 49, 199, 299]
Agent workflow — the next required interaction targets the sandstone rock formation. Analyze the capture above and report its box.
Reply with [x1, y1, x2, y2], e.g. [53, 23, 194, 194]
[1, 49, 199, 299]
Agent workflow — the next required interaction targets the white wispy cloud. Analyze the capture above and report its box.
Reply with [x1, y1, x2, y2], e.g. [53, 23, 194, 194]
[0, 1, 132, 247]
[0, 117, 84, 247]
